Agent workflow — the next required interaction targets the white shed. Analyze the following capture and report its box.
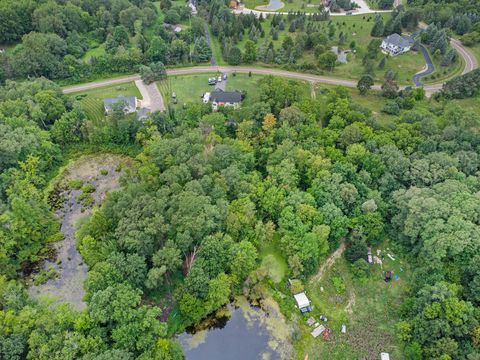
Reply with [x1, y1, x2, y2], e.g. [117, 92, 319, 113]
[294, 292, 311, 310]
[380, 353, 390, 360]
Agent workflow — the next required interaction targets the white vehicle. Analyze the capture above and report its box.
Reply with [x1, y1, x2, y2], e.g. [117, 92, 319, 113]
[217, 76, 222, 82]
[202, 92, 211, 104]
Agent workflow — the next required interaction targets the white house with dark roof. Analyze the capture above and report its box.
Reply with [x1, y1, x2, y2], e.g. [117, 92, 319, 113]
[210, 89, 242, 111]
[103, 96, 138, 114]
[103, 96, 151, 120]
[380, 33, 414, 56]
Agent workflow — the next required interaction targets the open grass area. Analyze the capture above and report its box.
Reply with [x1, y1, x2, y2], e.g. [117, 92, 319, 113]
[294, 242, 409, 359]
[82, 44, 106, 62]
[159, 72, 311, 108]
[158, 73, 217, 108]
[259, 242, 288, 284]
[70, 82, 141, 121]
[221, 14, 429, 84]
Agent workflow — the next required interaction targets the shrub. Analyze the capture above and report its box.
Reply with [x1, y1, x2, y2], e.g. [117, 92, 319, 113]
[68, 179, 83, 189]
[81, 184, 96, 193]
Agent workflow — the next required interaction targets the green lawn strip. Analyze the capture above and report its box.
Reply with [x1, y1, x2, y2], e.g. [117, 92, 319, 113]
[69, 82, 141, 121]
[209, 28, 226, 65]
[294, 242, 409, 359]
[82, 44, 106, 62]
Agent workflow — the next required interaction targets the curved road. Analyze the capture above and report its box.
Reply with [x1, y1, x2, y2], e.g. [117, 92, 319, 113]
[413, 45, 434, 87]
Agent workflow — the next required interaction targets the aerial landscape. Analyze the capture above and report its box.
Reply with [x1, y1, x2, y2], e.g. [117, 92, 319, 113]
[1, 0, 480, 359]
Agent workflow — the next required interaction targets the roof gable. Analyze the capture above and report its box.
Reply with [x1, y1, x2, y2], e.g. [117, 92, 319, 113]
[210, 89, 242, 103]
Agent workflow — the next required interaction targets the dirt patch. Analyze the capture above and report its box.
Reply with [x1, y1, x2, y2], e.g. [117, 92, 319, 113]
[29, 154, 132, 310]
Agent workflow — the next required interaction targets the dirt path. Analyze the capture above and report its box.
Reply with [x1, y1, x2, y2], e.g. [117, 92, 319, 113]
[310, 241, 346, 284]
[29, 154, 129, 310]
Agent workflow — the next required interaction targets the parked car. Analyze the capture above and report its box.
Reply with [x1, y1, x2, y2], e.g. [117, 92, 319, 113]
[208, 78, 217, 85]
[223, 73, 228, 80]
[172, 92, 177, 99]
[217, 76, 222, 82]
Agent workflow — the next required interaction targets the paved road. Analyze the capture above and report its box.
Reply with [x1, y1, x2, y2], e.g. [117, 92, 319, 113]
[413, 45, 435, 86]
[451, 38, 478, 75]
[62, 36, 479, 97]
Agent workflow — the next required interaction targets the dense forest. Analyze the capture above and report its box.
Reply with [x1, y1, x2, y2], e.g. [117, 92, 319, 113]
[0, 0, 210, 83]
[1, 72, 480, 358]
[1, 0, 480, 359]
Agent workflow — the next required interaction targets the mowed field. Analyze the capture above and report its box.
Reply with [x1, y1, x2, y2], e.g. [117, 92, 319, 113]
[158, 72, 312, 108]
[70, 82, 141, 121]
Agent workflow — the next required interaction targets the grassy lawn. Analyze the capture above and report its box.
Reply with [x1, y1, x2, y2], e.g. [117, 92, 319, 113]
[221, 14, 427, 84]
[82, 44, 106, 62]
[69, 82, 141, 121]
[259, 242, 288, 284]
[159, 73, 311, 108]
[294, 242, 409, 359]
[244, 0, 343, 13]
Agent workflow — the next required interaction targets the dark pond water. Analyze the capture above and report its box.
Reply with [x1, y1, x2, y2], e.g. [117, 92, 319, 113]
[179, 302, 283, 360]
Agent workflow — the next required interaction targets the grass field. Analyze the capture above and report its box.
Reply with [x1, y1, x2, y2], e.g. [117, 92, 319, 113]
[220, 14, 431, 84]
[159, 72, 311, 108]
[294, 242, 409, 359]
[70, 82, 141, 121]
[158, 73, 217, 108]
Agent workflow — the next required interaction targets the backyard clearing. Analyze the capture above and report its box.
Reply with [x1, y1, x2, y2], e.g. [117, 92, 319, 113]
[296, 242, 409, 359]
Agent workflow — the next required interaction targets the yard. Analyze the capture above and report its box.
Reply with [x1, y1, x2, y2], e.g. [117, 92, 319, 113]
[220, 13, 431, 84]
[294, 242, 409, 359]
[243, 0, 325, 13]
[70, 82, 141, 121]
[158, 73, 311, 108]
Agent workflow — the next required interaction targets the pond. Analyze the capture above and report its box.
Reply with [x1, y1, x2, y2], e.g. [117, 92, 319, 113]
[179, 297, 293, 360]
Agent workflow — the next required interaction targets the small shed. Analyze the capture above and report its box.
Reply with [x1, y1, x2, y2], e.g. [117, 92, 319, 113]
[311, 324, 326, 338]
[380, 353, 390, 360]
[294, 292, 311, 313]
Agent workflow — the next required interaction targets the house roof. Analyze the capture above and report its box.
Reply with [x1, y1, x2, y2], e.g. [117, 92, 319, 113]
[294, 292, 310, 309]
[384, 33, 414, 48]
[210, 89, 242, 103]
[104, 96, 136, 110]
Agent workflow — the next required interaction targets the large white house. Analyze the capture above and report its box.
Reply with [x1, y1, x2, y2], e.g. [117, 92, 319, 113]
[380, 34, 414, 56]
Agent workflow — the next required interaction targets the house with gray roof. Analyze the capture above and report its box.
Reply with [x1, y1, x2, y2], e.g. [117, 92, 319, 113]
[103, 96, 138, 114]
[380, 34, 414, 56]
[210, 89, 242, 111]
